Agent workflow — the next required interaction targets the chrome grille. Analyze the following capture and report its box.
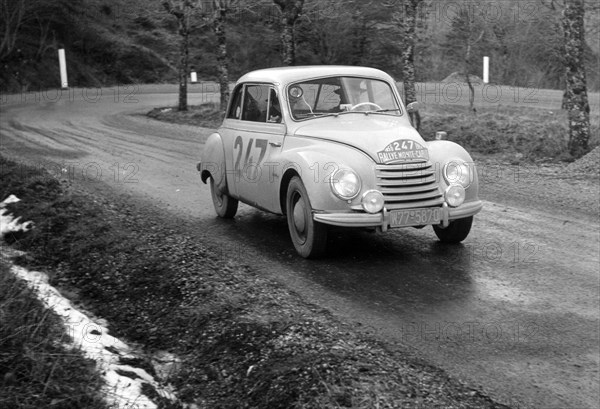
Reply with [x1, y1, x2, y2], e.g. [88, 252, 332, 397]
[375, 161, 444, 210]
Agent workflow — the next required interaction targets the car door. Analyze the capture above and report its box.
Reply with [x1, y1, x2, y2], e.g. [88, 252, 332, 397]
[220, 83, 244, 198]
[231, 84, 285, 211]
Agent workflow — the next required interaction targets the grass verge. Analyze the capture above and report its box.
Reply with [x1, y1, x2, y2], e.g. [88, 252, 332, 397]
[0, 260, 107, 409]
[1, 154, 509, 408]
[147, 103, 224, 129]
[148, 102, 600, 164]
[420, 104, 600, 163]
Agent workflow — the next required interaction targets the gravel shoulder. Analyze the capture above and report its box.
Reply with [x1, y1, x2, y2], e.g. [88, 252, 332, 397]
[474, 153, 599, 223]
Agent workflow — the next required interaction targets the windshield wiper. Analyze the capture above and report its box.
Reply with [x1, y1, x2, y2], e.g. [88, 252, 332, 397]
[299, 109, 400, 119]
[309, 112, 349, 118]
[340, 109, 401, 116]
[373, 108, 401, 113]
[337, 108, 401, 115]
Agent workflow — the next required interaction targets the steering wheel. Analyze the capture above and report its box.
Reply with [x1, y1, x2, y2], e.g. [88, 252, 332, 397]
[350, 102, 382, 111]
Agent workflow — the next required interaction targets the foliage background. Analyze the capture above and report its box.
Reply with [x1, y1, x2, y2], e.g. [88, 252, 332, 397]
[0, 0, 598, 93]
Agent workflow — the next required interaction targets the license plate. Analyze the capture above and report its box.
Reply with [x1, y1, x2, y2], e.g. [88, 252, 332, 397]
[389, 208, 441, 227]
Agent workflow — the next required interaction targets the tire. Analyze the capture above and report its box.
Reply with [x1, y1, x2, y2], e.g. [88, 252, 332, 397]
[286, 176, 328, 258]
[433, 216, 473, 243]
[209, 177, 238, 218]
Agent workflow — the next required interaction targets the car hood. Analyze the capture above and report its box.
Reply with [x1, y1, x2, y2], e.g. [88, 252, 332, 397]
[292, 114, 429, 164]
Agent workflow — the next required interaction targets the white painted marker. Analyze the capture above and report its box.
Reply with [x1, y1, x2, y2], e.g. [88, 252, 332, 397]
[483, 56, 489, 84]
[58, 49, 68, 89]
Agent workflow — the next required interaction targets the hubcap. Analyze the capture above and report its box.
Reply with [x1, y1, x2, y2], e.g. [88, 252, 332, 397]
[293, 198, 306, 233]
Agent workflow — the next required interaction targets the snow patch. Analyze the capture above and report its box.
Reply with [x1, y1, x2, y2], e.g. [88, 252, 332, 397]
[8, 263, 180, 408]
[1, 194, 184, 409]
[0, 194, 34, 235]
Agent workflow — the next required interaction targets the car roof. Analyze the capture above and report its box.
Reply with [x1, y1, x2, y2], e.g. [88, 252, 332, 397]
[236, 65, 395, 86]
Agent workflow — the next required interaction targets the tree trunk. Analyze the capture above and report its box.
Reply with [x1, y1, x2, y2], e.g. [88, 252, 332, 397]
[492, 25, 509, 84]
[163, 0, 192, 112]
[351, 18, 367, 66]
[465, 41, 475, 113]
[214, 3, 229, 111]
[281, 18, 295, 65]
[178, 26, 189, 111]
[400, 0, 421, 131]
[274, 0, 304, 66]
[562, 0, 590, 158]
[465, 28, 484, 114]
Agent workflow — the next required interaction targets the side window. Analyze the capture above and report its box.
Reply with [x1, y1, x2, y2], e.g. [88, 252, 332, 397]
[242, 85, 269, 122]
[227, 85, 243, 119]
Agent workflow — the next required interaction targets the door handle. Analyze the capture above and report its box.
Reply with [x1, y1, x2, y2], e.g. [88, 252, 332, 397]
[269, 142, 282, 147]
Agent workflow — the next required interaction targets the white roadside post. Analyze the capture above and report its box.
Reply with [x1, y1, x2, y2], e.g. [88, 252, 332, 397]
[58, 49, 68, 89]
[190, 70, 198, 83]
[483, 56, 489, 84]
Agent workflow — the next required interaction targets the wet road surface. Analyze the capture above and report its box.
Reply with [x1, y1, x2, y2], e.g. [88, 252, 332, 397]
[1, 85, 598, 408]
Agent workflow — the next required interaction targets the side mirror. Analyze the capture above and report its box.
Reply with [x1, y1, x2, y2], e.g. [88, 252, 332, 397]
[435, 131, 447, 140]
[406, 101, 420, 113]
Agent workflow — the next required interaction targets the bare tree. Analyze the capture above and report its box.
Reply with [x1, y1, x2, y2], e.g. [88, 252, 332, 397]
[562, 0, 591, 158]
[34, 13, 52, 60]
[0, 0, 26, 60]
[490, 22, 509, 85]
[462, 9, 484, 114]
[162, 0, 201, 111]
[212, 0, 238, 111]
[273, 0, 304, 65]
[393, 0, 424, 130]
[541, 0, 596, 118]
[295, 0, 384, 66]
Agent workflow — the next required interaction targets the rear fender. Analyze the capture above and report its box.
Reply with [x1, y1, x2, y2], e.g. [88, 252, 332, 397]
[199, 132, 227, 193]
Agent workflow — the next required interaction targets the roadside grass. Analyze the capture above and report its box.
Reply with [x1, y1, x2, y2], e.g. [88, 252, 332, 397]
[419, 104, 599, 163]
[0, 154, 508, 408]
[147, 103, 224, 129]
[0, 261, 108, 409]
[147, 102, 600, 163]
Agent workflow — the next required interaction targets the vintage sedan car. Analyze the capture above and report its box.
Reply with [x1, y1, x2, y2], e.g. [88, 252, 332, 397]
[198, 66, 482, 258]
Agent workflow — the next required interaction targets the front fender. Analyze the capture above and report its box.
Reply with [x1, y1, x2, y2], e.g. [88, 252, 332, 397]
[198, 132, 227, 193]
[278, 139, 376, 212]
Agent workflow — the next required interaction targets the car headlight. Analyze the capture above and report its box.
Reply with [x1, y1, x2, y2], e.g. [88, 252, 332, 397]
[361, 190, 384, 213]
[330, 169, 361, 200]
[445, 185, 465, 207]
[443, 161, 471, 188]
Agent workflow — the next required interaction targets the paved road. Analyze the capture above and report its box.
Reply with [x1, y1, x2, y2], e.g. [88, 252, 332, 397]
[1, 86, 598, 409]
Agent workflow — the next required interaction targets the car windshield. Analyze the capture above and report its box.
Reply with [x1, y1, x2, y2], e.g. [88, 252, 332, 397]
[287, 76, 401, 120]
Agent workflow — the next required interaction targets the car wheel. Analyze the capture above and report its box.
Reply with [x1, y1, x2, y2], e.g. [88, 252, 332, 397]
[433, 216, 473, 243]
[209, 177, 238, 218]
[286, 176, 328, 258]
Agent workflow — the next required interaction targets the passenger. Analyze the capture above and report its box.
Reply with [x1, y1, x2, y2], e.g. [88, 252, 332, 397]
[269, 91, 282, 123]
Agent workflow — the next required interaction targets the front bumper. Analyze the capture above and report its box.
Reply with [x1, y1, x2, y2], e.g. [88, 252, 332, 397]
[313, 200, 483, 231]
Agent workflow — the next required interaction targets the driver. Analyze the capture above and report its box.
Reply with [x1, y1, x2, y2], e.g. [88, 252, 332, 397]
[330, 87, 347, 112]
